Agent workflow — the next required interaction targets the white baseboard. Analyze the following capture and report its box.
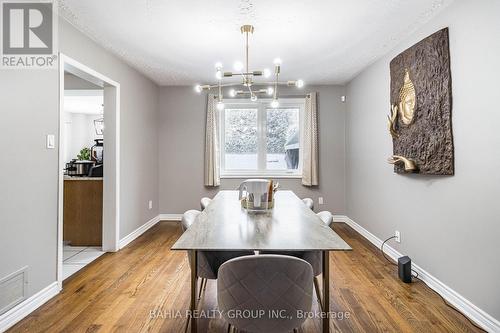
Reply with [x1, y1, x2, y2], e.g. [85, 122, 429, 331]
[0, 282, 59, 332]
[334, 215, 499, 332]
[158, 214, 182, 221]
[119, 215, 161, 249]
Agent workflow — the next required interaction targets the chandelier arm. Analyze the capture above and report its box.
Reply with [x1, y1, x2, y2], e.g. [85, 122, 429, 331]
[251, 81, 292, 86]
[226, 71, 265, 77]
[202, 81, 292, 90]
[245, 30, 249, 83]
[218, 81, 223, 102]
[247, 84, 253, 96]
[274, 71, 279, 100]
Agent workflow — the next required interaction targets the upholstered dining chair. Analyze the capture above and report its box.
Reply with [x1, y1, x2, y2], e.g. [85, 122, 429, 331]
[302, 197, 314, 210]
[218, 255, 313, 333]
[316, 210, 333, 227]
[200, 197, 212, 211]
[181, 210, 253, 299]
[260, 211, 334, 311]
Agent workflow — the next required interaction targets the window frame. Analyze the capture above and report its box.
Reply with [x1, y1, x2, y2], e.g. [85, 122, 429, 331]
[220, 98, 305, 178]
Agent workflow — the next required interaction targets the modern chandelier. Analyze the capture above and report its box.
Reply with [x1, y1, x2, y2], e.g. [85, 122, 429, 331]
[194, 24, 304, 110]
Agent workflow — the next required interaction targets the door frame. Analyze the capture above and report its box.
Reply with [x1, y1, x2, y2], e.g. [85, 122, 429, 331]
[57, 53, 121, 288]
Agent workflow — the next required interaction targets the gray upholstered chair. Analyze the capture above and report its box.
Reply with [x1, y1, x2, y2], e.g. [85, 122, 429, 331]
[260, 211, 334, 311]
[200, 197, 212, 211]
[302, 198, 314, 210]
[218, 255, 313, 333]
[181, 210, 253, 299]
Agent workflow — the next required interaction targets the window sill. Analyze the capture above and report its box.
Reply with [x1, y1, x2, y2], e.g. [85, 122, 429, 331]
[221, 174, 302, 179]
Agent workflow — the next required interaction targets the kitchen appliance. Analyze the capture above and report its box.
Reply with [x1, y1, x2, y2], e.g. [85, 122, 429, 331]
[65, 160, 78, 176]
[238, 179, 277, 212]
[65, 159, 95, 177]
[88, 164, 103, 177]
[91, 139, 103, 164]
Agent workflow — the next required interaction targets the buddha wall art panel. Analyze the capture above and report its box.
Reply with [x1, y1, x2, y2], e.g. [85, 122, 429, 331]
[387, 28, 454, 175]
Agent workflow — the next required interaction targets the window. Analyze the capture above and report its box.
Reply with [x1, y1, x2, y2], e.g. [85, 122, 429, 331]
[220, 98, 305, 177]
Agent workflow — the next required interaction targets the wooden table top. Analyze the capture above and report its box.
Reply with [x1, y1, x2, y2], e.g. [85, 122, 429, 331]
[172, 190, 352, 251]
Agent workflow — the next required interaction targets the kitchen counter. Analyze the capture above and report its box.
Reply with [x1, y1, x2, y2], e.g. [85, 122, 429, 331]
[64, 175, 103, 181]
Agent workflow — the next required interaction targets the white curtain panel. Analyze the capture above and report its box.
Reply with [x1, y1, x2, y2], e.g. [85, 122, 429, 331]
[204, 94, 220, 186]
[302, 92, 319, 186]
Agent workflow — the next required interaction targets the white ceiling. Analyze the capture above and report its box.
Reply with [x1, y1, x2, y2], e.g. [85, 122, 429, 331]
[58, 0, 453, 86]
[64, 90, 103, 115]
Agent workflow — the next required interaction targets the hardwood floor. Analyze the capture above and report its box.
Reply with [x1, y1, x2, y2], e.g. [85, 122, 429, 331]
[8, 222, 482, 333]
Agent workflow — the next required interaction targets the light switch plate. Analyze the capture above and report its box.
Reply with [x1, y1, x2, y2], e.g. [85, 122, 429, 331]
[46, 134, 55, 149]
[318, 197, 324, 205]
[148, 200, 153, 210]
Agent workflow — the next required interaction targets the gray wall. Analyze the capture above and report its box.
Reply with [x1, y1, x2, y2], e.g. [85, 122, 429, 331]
[159, 85, 346, 215]
[59, 19, 160, 239]
[0, 17, 160, 304]
[0, 70, 59, 302]
[346, 0, 500, 320]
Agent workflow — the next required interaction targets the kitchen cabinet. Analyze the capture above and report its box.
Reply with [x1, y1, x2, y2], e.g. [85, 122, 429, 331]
[63, 177, 103, 246]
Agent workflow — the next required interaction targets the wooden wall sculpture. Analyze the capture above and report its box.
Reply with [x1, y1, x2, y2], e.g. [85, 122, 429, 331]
[388, 28, 454, 175]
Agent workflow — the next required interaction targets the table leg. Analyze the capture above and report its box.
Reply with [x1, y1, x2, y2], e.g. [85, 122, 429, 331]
[322, 250, 330, 333]
[190, 250, 197, 333]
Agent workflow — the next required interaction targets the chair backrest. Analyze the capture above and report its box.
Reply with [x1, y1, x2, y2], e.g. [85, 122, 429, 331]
[181, 210, 201, 232]
[200, 197, 212, 210]
[218, 255, 313, 333]
[180, 210, 217, 279]
[302, 198, 314, 210]
[317, 211, 333, 227]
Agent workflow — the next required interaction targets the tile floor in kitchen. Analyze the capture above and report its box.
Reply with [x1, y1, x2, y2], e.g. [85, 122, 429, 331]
[63, 245, 105, 280]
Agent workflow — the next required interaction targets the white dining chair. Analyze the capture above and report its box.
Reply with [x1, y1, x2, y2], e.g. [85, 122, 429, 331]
[302, 197, 314, 210]
[181, 210, 216, 299]
[200, 197, 212, 211]
[317, 210, 333, 227]
[218, 255, 313, 333]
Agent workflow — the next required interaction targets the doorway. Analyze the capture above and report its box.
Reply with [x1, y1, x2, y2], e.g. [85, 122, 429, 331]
[57, 54, 120, 288]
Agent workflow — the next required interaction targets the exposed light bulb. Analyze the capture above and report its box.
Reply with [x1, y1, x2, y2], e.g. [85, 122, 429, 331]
[251, 94, 258, 102]
[271, 99, 279, 108]
[216, 101, 225, 111]
[194, 85, 202, 93]
[263, 68, 271, 78]
[229, 89, 236, 97]
[234, 61, 244, 72]
[215, 70, 222, 80]
[296, 79, 304, 88]
[273, 58, 282, 65]
[267, 87, 274, 95]
[214, 62, 223, 69]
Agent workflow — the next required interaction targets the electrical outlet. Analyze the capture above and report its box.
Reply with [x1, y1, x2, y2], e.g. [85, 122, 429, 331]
[395, 230, 401, 243]
[318, 197, 324, 205]
[148, 200, 153, 210]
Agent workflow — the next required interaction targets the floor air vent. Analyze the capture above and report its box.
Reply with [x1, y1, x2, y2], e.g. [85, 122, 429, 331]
[0, 266, 27, 315]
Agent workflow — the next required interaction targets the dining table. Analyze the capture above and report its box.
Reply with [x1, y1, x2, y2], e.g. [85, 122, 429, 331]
[171, 190, 352, 333]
